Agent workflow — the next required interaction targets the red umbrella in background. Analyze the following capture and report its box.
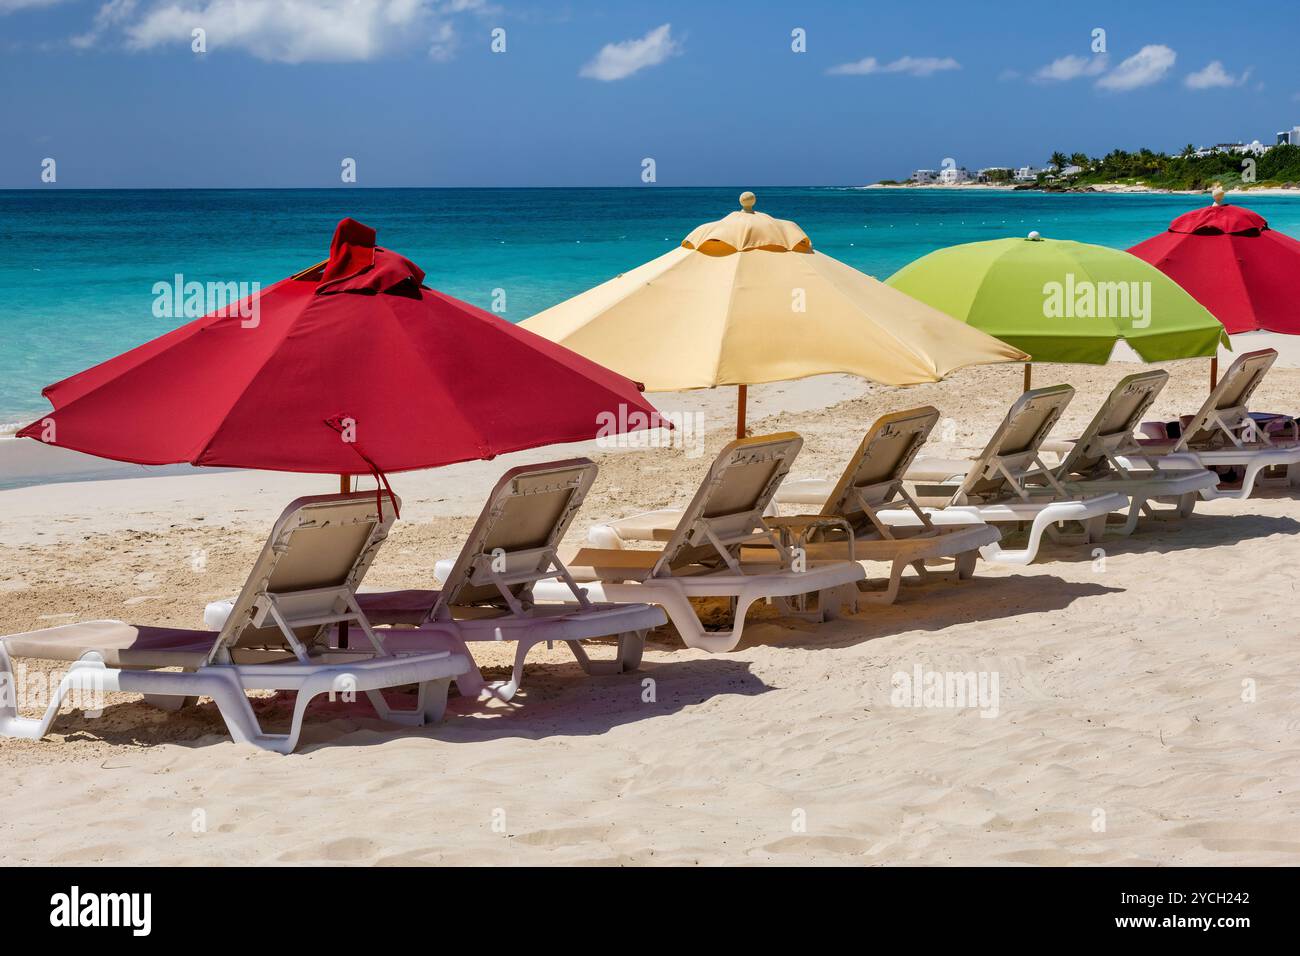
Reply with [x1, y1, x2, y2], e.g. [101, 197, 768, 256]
[1129, 188, 1300, 385]
[19, 218, 662, 495]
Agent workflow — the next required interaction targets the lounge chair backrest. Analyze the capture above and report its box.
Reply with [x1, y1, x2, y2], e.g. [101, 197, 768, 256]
[1055, 370, 1168, 477]
[821, 407, 939, 524]
[432, 459, 596, 613]
[950, 385, 1074, 503]
[212, 491, 398, 662]
[655, 433, 802, 575]
[1176, 349, 1275, 449]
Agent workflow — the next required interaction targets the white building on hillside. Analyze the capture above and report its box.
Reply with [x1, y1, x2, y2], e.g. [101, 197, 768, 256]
[1013, 166, 1041, 181]
[939, 165, 973, 184]
[1194, 142, 1261, 157]
[910, 169, 938, 184]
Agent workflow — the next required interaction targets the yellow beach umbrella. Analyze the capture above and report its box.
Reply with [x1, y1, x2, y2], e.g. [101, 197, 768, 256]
[522, 192, 1028, 437]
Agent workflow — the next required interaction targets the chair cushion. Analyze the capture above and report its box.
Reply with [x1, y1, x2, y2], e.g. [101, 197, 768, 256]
[354, 589, 439, 626]
[2, 620, 214, 668]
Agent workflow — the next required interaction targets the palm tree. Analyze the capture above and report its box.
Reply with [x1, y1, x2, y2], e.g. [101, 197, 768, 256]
[1181, 143, 1196, 158]
[1049, 151, 1068, 171]
[1069, 152, 1089, 170]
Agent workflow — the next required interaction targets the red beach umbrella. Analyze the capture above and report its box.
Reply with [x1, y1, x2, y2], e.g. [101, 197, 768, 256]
[18, 218, 661, 490]
[1129, 193, 1300, 338]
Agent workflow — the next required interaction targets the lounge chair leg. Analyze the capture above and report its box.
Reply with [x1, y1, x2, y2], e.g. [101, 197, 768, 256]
[1118, 502, 1142, 536]
[619, 630, 645, 671]
[0, 650, 117, 742]
[457, 640, 530, 704]
[819, 581, 860, 615]
[995, 512, 1054, 565]
[955, 550, 978, 580]
[856, 560, 907, 606]
[420, 678, 451, 723]
[420, 633, 484, 699]
[1238, 464, 1262, 499]
[567, 630, 645, 677]
[196, 672, 298, 753]
[284, 688, 325, 750]
[0, 643, 35, 738]
[453, 661, 486, 700]
[364, 675, 454, 725]
[488, 641, 533, 701]
[652, 587, 740, 654]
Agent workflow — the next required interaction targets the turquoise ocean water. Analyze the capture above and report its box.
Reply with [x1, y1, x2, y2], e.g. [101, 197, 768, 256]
[3, 186, 1300, 428]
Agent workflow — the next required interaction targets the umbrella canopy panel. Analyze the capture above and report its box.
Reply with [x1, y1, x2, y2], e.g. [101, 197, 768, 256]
[1129, 199, 1300, 335]
[886, 234, 1228, 364]
[521, 193, 1026, 392]
[20, 218, 660, 474]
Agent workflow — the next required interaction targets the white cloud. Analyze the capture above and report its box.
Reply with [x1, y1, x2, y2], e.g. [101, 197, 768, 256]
[426, 20, 457, 61]
[1, 0, 69, 11]
[1184, 60, 1250, 90]
[1033, 53, 1107, 82]
[579, 23, 680, 81]
[69, 0, 494, 62]
[826, 55, 960, 77]
[71, 0, 136, 49]
[1096, 44, 1176, 91]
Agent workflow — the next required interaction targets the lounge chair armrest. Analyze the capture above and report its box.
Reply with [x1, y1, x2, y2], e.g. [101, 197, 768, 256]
[765, 515, 846, 531]
[764, 515, 855, 563]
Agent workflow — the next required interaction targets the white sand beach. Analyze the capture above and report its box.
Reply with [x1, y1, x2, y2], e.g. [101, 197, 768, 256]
[3, 361, 1299, 866]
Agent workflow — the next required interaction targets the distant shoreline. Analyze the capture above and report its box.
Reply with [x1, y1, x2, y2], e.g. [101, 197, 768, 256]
[863, 182, 1300, 197]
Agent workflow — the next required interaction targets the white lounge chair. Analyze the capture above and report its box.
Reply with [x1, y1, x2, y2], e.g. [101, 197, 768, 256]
[1122, 349, 1300, 500]
[351, 459, 667, 702]
[1045, 370, 1219, 532]
[1, 492, 472, 754]
[532, 433, 867, 654]
[782, 387, 1128, 566]
[734, 407, 1002, 603]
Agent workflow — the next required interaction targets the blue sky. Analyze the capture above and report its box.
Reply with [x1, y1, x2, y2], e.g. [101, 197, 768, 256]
[2, 0, 1297, 188]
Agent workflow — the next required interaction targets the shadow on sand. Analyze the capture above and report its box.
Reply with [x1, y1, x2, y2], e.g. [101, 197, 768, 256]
[719, 570, 1123, 653]
[1024, 508, 1300, 565]
[50, 655, 773, 751]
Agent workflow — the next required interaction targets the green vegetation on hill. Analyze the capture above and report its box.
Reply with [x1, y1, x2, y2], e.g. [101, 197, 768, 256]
[1037, 144, 1300, 191]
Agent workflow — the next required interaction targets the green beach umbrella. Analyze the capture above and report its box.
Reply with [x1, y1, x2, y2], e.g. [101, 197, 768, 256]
[886, 233, 1229, 388]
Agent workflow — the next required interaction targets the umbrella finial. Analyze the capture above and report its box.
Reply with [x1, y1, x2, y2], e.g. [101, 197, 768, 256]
[1027, 230, 1042, 241]
[739, 191, 756, 213]
[1211, 182, 1226, 205]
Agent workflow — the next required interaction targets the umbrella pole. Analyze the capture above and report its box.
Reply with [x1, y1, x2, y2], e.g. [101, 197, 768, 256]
[338, 473, 351, 649]
[736, 384, 747, 440]
[1023, 363, 1032, 392]
[1210, 356, 1218, 390]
